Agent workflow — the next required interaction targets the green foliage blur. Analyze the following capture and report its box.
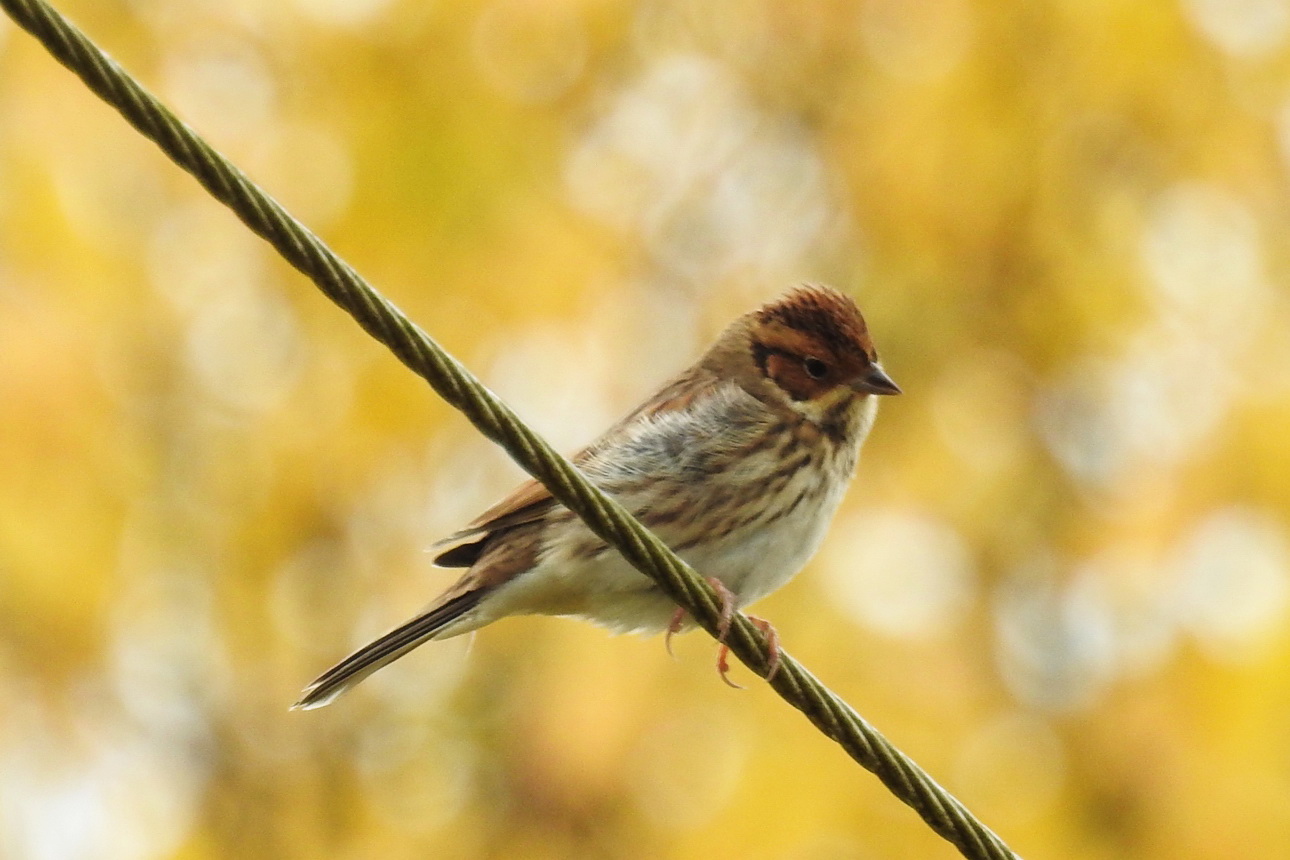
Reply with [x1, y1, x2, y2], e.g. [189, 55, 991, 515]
[3, 1, 1290, 858]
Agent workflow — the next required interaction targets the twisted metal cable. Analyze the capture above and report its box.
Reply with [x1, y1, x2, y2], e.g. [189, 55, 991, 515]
[0, 2, 1019, 857]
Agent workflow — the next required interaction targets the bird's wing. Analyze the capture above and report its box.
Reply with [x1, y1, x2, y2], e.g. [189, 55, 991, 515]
[430, 364, 724, 568]
[430, 476, 560, 566]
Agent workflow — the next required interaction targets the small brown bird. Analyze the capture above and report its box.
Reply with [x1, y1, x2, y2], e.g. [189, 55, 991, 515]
[294, 284, 899, 709]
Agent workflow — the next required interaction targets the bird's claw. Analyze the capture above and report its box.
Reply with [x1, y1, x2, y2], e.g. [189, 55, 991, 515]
[706, 577, 744, 688]
[666, 579, 781, 687]
[714, 642, 744, 689]
[665, 606, 686, 658]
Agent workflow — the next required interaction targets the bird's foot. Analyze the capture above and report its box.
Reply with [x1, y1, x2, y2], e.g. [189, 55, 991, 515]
[747, 615, 781, 681]
[667, 579, 777, 688]
[713, 617, 780, 687]
[664, 577, 735, 657]
[705, 577, 745, 689]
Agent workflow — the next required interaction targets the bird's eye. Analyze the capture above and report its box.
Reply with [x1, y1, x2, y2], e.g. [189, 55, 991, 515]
[804, 357, 828, 379]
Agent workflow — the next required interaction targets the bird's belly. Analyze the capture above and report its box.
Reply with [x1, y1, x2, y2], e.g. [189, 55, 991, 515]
[502, 467, 848, 635]
[681, 476, 842, 606]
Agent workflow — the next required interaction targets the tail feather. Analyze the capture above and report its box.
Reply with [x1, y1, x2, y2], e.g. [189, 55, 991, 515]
[292, 590, 486, 710]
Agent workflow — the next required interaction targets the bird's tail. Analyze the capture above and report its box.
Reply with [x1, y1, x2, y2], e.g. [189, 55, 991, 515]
[292, 590, 486, 710]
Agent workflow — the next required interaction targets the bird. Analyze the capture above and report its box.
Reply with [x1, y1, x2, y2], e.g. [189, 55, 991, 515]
[293, 284, 900, 710]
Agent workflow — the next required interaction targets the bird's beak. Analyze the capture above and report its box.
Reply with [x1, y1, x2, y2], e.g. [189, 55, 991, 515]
[855, 363, 902, 396]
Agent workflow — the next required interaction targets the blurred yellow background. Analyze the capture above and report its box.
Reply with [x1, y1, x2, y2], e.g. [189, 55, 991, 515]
[3, 0, 1290, 857]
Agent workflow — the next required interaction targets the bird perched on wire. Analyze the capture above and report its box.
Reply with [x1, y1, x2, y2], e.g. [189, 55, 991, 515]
[294, 284, 900, 709]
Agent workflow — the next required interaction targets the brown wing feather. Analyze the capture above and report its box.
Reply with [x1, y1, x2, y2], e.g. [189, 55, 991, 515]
[430, 480, 557, 567]
[455, 476, 560, 538]
[430, 363, 723, 568]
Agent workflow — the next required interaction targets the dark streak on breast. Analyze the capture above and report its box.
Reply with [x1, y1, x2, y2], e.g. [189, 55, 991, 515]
[818, 398, 854, 445]
[761, 488, 810, 528]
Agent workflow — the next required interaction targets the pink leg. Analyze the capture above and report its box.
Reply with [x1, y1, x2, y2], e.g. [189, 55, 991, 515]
[747, 615, 782, 681]
[707, 577, 737, 641]
[705, 578, 744, 689]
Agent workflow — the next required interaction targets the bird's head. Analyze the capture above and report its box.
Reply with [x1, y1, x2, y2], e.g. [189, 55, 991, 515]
[744, 285, 900, 420]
